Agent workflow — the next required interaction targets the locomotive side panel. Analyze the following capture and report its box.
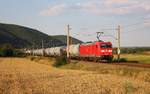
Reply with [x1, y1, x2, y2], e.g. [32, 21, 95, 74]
[79, 44, 96, 57]
[79, 41, 113, 61]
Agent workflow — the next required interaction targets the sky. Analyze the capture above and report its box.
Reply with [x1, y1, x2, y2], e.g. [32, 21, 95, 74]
[0, 0, 150, 47]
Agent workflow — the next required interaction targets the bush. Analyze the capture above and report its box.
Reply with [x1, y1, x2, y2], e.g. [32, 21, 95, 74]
[0, 44, 14, 57]
[53, 56, 67, 67]
[0, 44, 24, 57]
[113, 58, 127, 62]
[30, 56, 36, 61]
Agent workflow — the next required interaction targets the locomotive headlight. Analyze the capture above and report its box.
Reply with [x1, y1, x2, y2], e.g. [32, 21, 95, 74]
[108, 50, 112, 52]
[101, 50, 105, 52]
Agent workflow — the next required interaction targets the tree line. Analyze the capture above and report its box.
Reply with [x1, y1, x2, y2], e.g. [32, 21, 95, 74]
[113, 47, 150, 54]
[0, 44, 23, 57]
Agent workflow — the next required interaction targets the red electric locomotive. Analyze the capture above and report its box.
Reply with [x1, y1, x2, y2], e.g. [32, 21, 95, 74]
[79, 41, 113, 62]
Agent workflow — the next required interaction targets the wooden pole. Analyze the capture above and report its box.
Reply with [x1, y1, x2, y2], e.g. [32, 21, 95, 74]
[42, 39, 44, 56]
[66, 25, 70, 63]
[117, 25, 121, 62]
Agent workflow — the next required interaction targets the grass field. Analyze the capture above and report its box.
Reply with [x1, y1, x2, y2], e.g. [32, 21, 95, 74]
[114, 54, 150, 63]
[0, 57, 150, 94]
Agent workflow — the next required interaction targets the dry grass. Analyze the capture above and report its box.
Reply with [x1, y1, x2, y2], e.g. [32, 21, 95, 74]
[0, 57, 150, 94]
[61, 60, 150, 82]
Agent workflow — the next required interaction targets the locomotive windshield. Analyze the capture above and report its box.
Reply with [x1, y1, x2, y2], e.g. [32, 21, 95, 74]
[100, 44, 112, 48]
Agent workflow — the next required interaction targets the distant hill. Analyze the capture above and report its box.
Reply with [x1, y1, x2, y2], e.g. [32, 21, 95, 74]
[0, 23, 65, 48]
[52, 35, 83, 44]
[0, 23, 83, 48]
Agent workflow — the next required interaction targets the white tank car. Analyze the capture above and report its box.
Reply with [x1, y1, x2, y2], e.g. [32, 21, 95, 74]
[33, 49, 44, 56]
[32, 50, 36, 55]
[48, 48, 55, 56]
[32, 49, 37, 56]
[44, 48, 51, 56]
[69, 44, 80, 57]
[46, 46, 65, 56]
[25, 50, 31, 54]
[53, 47, 64, 56]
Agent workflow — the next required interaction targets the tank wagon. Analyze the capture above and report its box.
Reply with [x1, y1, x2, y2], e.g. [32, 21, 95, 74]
[45, 47, 65, 56]
[33, 49, 44, 56]
[26, 46, 65, 57]
[25, 41, 113, 62]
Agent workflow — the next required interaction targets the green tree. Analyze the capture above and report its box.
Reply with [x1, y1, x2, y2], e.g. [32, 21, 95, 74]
[0, 44, 14, 57]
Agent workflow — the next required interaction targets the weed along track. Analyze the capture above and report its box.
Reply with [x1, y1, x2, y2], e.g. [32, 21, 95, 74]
[0, 57, 150, 94]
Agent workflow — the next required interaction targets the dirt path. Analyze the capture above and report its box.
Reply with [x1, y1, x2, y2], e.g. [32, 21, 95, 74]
[0, 58, 149, 94]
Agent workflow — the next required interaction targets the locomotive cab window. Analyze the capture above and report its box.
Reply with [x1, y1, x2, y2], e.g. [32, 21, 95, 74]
[100, 44, 112, 48]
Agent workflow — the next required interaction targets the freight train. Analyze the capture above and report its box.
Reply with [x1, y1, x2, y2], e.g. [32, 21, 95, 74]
[25, 41, 113, 62]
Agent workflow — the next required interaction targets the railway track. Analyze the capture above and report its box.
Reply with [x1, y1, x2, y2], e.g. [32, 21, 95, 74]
[110, 62, 150, 68]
